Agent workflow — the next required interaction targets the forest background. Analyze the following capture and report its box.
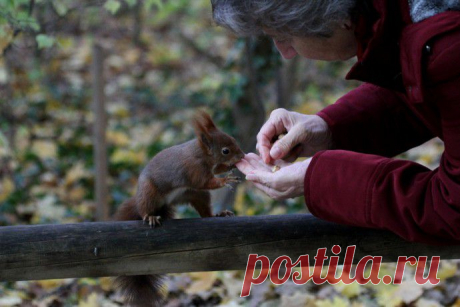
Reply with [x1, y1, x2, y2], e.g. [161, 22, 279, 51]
[0, 0, 457, 306]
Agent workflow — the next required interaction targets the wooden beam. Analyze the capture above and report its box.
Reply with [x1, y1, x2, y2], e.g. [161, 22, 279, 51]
[0, 214, 457, 281]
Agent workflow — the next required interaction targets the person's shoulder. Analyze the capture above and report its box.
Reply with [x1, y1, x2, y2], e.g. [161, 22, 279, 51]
[401, 11, 460, 85]
[423, 17, 460, 85]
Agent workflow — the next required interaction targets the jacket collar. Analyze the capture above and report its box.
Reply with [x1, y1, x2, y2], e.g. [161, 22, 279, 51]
[345, 0, 412, 92]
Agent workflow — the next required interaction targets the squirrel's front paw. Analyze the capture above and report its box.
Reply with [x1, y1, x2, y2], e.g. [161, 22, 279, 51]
[223, 176, 240, 190]
[215, 210, 234, 217]
[143, 215, 162, 228]
[224, 176, 240, 184]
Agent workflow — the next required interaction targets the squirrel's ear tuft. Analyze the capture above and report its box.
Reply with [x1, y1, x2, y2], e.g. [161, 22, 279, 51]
[193, 111, 217, 133]
[192, 111, 215, 154]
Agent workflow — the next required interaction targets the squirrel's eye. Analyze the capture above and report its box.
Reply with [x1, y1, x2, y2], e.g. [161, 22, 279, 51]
[222, 148, 230, 155]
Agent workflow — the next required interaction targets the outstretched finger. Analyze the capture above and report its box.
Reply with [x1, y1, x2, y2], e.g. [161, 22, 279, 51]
[235, 158, 256, 176]
[244, 153, 273, 172]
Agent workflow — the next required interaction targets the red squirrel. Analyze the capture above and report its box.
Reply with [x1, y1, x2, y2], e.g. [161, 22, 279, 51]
[113, 111, 245, 306]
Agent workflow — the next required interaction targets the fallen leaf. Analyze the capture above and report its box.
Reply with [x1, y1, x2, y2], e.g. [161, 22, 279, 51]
[110, 149, 146, 165]
[0, 295, 22, 306]
[106, 130, 131, 147]
[374, 284, 403, 307]
[100, 277, 113, 292]
[437, 261, 457, 280]
[333, 281, 361, 298]
[185, 272, 217, 295]
[0, 177, 14, 202]
[393, 280, 423, 304]
[316, 296, 350, 307]
[64, 162, 91, 186]
[36, 279, 65, 290]
[67, 186, 86, 202]
[32, 140, 57, 159]
[415, 298, 443, 307]
[78, 292, 99, 307]
[280, 292, 315, 307]
[33, 194, 66, 222]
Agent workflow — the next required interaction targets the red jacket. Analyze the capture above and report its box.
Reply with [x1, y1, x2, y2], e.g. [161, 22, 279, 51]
[304, 1, 460, 244]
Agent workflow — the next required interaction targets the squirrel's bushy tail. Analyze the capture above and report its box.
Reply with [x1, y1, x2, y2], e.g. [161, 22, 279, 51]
[113, 198, 175, 306]
[114, 275, 164, 307]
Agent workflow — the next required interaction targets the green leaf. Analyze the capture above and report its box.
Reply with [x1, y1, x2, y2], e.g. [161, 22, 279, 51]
[52, 0, 69, 16]
[144, 0, 163, 11]
[125, 0, 137, 7]
[104, 0, 121, 14]
[36, 34, 55, 49]
[7, 0, 15, 10]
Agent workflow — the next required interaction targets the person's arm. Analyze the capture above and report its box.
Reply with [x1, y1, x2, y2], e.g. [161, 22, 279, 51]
[318, 83, 434, 157]
[305, 39, 460, 244]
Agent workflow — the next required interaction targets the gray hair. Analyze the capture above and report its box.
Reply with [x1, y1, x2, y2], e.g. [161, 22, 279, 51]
[211, 0, 360, 38]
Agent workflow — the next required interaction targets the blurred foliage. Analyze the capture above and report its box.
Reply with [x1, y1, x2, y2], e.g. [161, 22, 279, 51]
[0, 0, 359, 225]
[0, 0, 452, 306]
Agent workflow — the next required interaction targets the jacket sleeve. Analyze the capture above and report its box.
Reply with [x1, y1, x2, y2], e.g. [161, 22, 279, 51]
[305, 36, 460, 244]
[317, 83, 433, 157]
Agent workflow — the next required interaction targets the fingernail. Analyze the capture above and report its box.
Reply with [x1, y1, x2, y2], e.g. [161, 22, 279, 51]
[270, 146, 282, 159]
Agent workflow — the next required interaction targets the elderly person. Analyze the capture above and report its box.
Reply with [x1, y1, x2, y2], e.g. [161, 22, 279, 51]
[211, 0, 460, 244]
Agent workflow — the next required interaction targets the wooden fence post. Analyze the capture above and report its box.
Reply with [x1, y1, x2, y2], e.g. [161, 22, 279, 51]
[92, 43, 109, 221]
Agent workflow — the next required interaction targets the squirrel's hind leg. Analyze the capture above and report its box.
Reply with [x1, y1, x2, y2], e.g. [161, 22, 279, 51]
[154, 203, 176, 220]
[136, 178, 167, 228]
[171, 189, 213, 217]
[172, 189, 235, 218]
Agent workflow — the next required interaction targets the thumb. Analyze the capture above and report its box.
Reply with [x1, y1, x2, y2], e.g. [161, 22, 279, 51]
[270, 127, 302, 160]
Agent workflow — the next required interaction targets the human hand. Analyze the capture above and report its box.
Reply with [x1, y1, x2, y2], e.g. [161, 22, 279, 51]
[256, 108, 331, 164]
[236, 153, 311, 200]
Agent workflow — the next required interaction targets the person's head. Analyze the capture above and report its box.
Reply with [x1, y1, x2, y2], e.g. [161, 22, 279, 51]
[211, 0, 362, 61]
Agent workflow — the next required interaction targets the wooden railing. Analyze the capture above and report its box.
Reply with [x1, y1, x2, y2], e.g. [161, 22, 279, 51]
[1, 214, 457, 281]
